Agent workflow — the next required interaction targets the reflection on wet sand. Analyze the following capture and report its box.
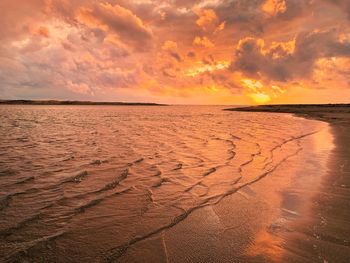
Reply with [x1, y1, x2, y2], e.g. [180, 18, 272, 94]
[227, 105, 350, 263]
[245, 126, 334, 263]
[247, 230, 285, 262]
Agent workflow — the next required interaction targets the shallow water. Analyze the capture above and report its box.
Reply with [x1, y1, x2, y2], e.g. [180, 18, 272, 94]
[0, 105, 331, 262]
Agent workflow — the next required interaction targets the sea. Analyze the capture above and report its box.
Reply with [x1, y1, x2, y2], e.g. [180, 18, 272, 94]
[0, 105, 333, 262]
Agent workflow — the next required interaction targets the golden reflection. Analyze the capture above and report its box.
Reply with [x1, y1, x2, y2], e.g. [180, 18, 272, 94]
[246, 230, 284, 262]
[309, 123, 335, 157]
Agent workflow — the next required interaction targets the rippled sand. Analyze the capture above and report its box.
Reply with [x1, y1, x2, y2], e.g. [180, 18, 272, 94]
[0, 105, 335, 262]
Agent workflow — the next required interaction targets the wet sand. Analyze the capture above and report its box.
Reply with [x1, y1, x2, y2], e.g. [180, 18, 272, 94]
[118, 105, 350, 263]
[227, 105, 350, 262]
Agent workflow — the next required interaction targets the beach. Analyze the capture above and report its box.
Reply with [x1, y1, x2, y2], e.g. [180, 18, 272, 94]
[118, 105, 350, 263]
[0, 105, 349, 262]
[226, 105, 350, 262]
[2, 0, 350, 261]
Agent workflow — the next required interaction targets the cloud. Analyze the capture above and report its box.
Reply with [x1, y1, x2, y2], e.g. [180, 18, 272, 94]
[193, 36, 215, 48]
[77, 3, 153, 51]
[36, 26, 50, 38]
[194, 8, 219, 31]
[0, 0, 349, 103]
[162, 41, 183, 62]
[232, 30, 350, 82]
[0, 0, 48, 44]
[325, 0, 350, 20]
[261, 0, 287, 16]
[66, 81, 94, 95]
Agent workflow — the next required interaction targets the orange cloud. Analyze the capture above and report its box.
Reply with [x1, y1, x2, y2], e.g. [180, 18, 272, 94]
[77, 3, 153, 51]
[36, 26, 50, 38]
[214, 21, 226, 33]
[194, 8, 218, 31]
[161, 40, 182, 62]
[193, 36, 214, 48]
[0, 0, 350, 104]
[162, 40, 178, 51]
[186, 60, 230, 77]
[262, 0, 287, 16]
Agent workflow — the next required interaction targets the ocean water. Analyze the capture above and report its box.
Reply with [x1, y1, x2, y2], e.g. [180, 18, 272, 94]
[0, 105, 331, 262]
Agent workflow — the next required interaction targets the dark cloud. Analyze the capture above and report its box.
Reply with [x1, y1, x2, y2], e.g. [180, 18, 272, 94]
[187, 51, 196, 58]
[202, 54, 215, 65]
[169, 51, 183, 62]
[232, 30, 350, 82]
[161, 41, 183, 62]
[81, 3, 153, 51]
[325, 0, 350, 20]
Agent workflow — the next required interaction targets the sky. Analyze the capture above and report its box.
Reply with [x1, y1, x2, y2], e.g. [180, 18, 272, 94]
[1, 0, 350, 105]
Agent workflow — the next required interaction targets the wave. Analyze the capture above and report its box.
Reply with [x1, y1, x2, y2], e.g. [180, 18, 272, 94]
[0, 168, 16, 177]
[104, 131, 318, 261]
[203, 167, 216, 176]
[0, 213, 42, 238]
[96, 169, 129, 192]
[70, 187, 133, 215]
[13, 176, 35, 185]
[60, 170, 88, 184]
[0, 195, 11, 211]
[90, 159, 103, 165]
[172, 163, 183, 171]
[1, 231, 66, 263]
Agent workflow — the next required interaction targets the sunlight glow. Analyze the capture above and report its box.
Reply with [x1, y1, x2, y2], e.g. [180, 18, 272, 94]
[249, 92, 272, 104]
[186, 61, 230, 77]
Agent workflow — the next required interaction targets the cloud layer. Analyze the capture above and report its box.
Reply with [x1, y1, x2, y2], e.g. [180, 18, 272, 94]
[1, 0, 349, 104]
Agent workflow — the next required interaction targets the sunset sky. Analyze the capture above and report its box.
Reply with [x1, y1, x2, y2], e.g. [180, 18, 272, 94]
[1, 0, 350, 104]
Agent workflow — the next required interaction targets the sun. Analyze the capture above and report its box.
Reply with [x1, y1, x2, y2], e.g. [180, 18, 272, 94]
[249, 92, 272, 104]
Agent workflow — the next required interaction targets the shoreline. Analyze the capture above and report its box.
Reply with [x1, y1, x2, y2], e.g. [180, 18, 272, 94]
[225, 105, 350, 262]
[118, 106, 350, 262]
[0, 99, 167, 106]
[225, 104, 350, 123]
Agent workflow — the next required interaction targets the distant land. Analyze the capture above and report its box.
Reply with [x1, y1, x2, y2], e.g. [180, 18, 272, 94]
[226, 104, 350, 112]
[225, 104, 350, 123]
[0, 100, 167, 106]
